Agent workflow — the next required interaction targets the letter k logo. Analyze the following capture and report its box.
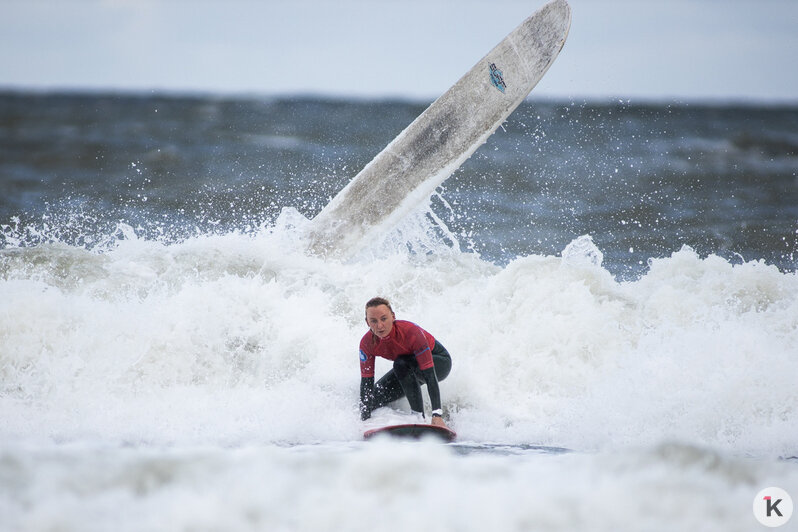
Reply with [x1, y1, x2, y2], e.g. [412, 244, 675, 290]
[765, 496, 783, 518]
[754, 488, 793, 527]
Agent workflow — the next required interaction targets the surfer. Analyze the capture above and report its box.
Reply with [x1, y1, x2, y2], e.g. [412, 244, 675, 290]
[359, 297, 452, 428]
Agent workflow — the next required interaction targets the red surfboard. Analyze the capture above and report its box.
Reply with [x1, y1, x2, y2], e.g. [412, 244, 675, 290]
[363, 423, 457, 442]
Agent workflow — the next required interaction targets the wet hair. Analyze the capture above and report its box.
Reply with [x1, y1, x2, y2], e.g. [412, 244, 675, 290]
[365, 297, 393, 317]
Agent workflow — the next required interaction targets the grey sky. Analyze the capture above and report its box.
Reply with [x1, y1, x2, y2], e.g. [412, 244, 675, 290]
[2, 0, 797, 102]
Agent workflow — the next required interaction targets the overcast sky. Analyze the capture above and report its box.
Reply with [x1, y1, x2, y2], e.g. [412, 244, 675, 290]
[2, 0, 797, 103]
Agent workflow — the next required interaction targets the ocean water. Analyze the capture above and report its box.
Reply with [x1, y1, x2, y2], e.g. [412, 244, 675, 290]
[1, 91, 797, 531]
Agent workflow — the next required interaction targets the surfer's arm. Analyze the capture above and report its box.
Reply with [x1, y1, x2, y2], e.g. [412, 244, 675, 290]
[359, 343, 376, 420]
[359, 377, 375, 420]
[420, 366, 443, 413]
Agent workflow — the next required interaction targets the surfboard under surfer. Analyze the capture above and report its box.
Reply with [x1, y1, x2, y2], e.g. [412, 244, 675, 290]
[358, 297, 452, 428]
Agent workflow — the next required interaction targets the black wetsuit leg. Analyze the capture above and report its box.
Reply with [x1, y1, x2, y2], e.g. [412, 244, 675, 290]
[363, 341, 452, 417]
[371, 368, 406, 410]
[393, 355, 424, 412]
[430, 341, 452, 381]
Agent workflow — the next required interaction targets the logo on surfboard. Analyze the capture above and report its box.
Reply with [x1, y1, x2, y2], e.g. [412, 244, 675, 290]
[489, 63, 506, 93]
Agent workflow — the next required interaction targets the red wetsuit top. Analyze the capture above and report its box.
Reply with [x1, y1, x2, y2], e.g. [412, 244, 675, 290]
[359, 320, 435, 378]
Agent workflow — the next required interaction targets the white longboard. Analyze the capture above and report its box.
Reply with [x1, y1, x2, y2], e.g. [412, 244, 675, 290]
[306, 0, 571, 257]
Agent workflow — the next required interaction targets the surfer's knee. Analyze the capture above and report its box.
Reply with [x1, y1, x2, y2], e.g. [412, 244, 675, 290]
[434, 358, 452, 381]
[432, 341, 452, 381]
[393, 355, 415, 379]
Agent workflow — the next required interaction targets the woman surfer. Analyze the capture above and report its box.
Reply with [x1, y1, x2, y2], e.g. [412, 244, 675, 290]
[358, 297, 452, 428]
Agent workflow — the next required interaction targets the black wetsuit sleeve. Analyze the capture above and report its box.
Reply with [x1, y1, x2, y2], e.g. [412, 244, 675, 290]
[360, 377, 375, 420]
[421, 367, 442, 412]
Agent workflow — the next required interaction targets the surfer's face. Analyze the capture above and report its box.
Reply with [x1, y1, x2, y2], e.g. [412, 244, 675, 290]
[366, 305, 395, 338]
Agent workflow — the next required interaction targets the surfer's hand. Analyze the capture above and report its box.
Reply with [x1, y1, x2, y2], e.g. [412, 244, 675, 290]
[430, 415, 447, 428]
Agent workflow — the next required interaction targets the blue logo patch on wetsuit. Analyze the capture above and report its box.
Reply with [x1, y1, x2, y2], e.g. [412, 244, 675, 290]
[359, 350, 367, 363]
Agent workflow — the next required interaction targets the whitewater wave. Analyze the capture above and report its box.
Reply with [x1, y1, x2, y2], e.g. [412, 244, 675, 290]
[1, 211, 796, 456]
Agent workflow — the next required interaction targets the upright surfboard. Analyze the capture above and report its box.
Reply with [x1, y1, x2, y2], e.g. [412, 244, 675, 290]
[306, 0, 571, 257]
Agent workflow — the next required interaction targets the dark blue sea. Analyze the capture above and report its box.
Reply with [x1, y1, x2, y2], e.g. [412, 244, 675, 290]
[2, 92, 796, 278]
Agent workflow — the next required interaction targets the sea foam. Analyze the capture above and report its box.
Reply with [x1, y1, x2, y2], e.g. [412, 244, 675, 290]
[1, 215, 796, 456]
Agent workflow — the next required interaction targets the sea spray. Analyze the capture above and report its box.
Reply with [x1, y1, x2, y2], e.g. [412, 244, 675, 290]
[2, 214, 796, 455]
